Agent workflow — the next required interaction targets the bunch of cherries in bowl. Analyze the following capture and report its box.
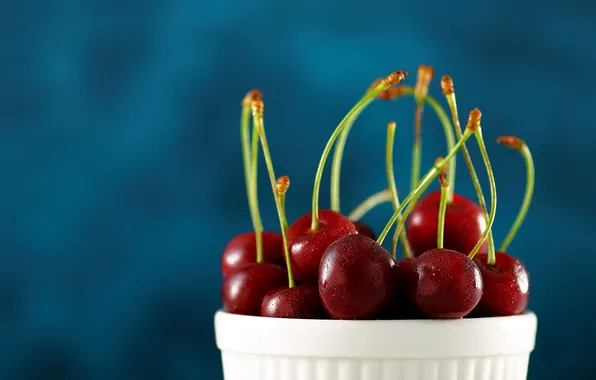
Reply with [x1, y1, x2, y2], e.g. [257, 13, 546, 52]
[220, 66, 534, 320]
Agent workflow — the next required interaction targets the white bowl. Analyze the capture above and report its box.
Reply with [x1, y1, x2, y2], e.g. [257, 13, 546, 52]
[214, 310, 537, 380]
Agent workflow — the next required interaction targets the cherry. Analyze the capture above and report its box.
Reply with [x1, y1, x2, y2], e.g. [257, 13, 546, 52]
[375, 109, 488, 319]
[406, 190, 487, 256]
[222, 97, 299, 316]
[288, 71, 407, 284]
[387, 258, 424, 319]
[410, 248, 483, 318]
[471, 252, 529, 316]
[470, 136, 534, 317]
[221, 263, 288, 315]
[353, 221, 376, 240]
[318, 234, 398, 319]
[287, 210, 357, 283]
[221, 231, 284, 277]
[261, 284, 325, 319]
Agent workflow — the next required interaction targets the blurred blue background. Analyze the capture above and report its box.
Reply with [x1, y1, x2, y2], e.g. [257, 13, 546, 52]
[1, 0, 594, 379]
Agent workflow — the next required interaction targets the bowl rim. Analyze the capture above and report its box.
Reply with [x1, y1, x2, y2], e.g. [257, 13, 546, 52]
[214, 309, 538, 358]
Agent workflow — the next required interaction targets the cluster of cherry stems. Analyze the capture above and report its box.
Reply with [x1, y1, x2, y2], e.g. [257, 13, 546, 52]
[220, 66, 534, 320]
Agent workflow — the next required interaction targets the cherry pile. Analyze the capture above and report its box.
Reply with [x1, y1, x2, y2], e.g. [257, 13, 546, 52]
[220, 67, 534, 320]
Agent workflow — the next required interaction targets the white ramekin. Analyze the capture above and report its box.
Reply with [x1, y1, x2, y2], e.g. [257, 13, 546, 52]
[214, 310, 537, 380]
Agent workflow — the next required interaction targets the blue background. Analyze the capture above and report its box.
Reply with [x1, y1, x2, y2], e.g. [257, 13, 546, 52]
[1, 0, 594, 379]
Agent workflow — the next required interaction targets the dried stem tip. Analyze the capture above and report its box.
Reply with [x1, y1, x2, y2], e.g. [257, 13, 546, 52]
[251, 98, 264, 119]
[438, 173, 449, 188]
[383, 70, 408, 86]
[415, 65, 434, 99]
[434, 157, 448, 174]
[242, 89, 262, 107]
[466, 108, 482, 131]
[441, 75, 454, 95]
[369, 77, 407, 100]
[497, 136, 525, 150]
[276, 175, 290, 194]
[380, 86, 408, 100]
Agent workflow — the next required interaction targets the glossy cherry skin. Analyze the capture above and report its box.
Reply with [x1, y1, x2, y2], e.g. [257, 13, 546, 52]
[410, 248, 483, 319]
[318, 234, 399, 319]
[353, 221, 376, 240]
[221, 231, 285, 277]
[221, 263, 288, 316]
[406, 190, 488, 257]
[260, 284, 325, 319]
[287, 210, 357, 283]
[471, 252, 529, 317]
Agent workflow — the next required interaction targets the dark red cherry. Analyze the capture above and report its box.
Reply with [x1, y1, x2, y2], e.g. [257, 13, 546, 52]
[389, 258, 425, 319]
[287, 209, 357, 283]
[260, 284, 325, 319]
[221, 263, 288, 316]
[221, 231, 285, 277]
[410, 248, 483, 319]
[318, 234, 398, 319]
[471, 252, 529, 317]
[353, 221, 376, 240]
[406, 190, 487, 257]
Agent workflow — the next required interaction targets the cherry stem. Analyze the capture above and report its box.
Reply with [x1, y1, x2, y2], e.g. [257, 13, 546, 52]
[242, 91, 264, 262]
[377, 127, 473, 246]
[410, 104, 423, 192]
[251, 99, 290, 267]
[442, 77, 494, 256]
[497, 136, 535, 252]
[330, 108, 365, 213]
[347, 189, 392, 221]
[386, 121, 413, 258]
[310, 71, 407, 231]
[437, 174, 449, 249]
[467, 127, 497, 261]
[276, 176, 295, 288]
[395, 87, 457, 202]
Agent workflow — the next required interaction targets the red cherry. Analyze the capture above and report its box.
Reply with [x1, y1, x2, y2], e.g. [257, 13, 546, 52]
[287, 210, 357, 283]
[353, 221, 376, 240]
[318, 234, 398, 319]
[471, 252, 529, 317]
[406, 190, 488, 256]
[410, 248, 483, 319]
[221, 232, 285, 277]
[221, 263, 288, 316]
[260, 284, 325, 319]
[389, 258, 425, 319]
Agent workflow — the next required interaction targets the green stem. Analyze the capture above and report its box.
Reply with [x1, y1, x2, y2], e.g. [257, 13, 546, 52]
[437, 176, 449, 249]
[498, 143, 534, 252]
[241, 104, 264, 262]
[311, 78, 396, 231]
[377, 128, 473, 245]
[347, 189, 392, 221]
[386, 122, 413, 258]
[249, 123, 264, 262]
[277, 188, 295, 288]
[399, 88, 457, 202]
[425, 96, 457, 202]
[445, 93, 494, 257]
[467, 129, 497, 261]
[252, 104, 291, 269]
[410, 104, 423, 192]
[330, 108, 364, 213]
